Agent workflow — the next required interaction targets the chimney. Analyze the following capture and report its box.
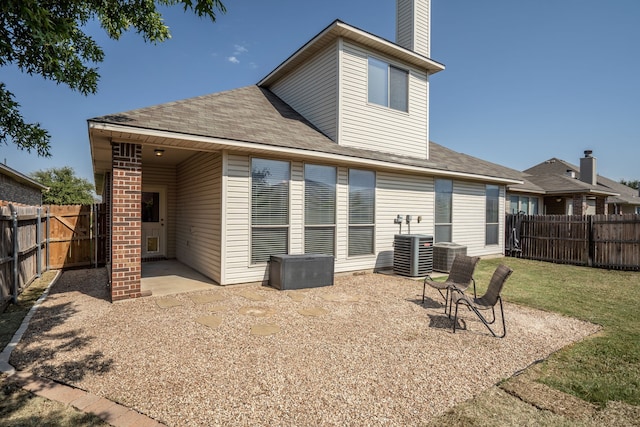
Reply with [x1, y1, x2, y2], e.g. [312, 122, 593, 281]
[396, 0, 430, 57]
[579, 150, 597, 186]
[565, 169, 576, 179]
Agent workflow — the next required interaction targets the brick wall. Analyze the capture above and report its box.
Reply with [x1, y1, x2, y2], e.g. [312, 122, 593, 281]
[110, 143, 142, 301]
[0, 174, 42, 206]
[572, 195, 585, 215]
[596, 197, 607, 214]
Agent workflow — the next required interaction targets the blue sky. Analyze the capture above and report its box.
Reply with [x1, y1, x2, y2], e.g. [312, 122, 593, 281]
[2, 0, 639, 184]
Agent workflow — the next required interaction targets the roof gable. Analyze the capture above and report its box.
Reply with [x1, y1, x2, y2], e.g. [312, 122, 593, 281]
[258, 20, 444, 88]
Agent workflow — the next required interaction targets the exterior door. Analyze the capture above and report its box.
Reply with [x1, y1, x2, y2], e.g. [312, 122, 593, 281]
[141, 186, 167, 259]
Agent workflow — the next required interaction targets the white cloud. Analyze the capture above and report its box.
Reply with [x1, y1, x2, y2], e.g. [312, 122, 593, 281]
[233, 44, 249, 55]
[227, 56, 240, 64]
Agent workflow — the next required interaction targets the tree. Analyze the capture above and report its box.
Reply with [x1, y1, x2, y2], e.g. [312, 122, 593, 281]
[620, 179, 639, 190]
[0, 0, 225, 156]
[32, 167, 97, 205]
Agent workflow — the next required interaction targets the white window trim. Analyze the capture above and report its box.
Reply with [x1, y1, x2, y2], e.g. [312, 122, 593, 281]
[367, 56, 410, 113]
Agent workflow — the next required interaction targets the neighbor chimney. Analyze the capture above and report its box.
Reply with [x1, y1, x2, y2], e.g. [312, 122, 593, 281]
[579, 150, 597, 186]
[396, 0, 430, 57]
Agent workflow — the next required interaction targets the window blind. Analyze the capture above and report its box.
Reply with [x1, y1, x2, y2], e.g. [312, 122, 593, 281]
[305, 164, 336, 255]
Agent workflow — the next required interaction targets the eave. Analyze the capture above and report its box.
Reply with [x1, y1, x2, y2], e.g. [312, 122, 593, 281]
[88, 122, 521, 195]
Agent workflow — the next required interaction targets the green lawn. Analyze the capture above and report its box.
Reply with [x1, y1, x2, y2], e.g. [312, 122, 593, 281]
[474, 258, 640, 407]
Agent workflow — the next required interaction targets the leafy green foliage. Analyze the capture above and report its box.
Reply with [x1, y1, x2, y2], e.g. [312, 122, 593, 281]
[31, 166, 96, 205]
[620, 179, 639, 190]
[0, 0, 225, 156]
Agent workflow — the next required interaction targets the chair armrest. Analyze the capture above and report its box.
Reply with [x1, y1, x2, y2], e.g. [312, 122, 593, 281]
[471, 277, 477, 299]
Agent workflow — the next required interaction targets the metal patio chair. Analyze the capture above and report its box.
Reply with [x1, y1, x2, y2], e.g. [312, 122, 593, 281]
[451, 264, 513, 338]
[422, 254, 480, 314]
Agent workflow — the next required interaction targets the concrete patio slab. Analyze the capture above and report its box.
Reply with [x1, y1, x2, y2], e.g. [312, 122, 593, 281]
[141, 260, 218, 297]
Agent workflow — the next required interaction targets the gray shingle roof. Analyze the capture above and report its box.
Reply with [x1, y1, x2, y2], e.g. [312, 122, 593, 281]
[521, 157, 639, 204]
[89, 85, 521, 182]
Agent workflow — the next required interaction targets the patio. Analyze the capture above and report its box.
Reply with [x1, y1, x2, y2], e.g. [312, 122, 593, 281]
[9, 267, 599, 426]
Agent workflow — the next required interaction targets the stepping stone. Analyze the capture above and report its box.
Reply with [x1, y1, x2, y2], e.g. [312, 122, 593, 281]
[250, 324, 281, 336]
[239, 306, 276, 317]
[156, 297, 183, 308]
[287, 292, 306, 302]
[320, 293, 360, 303]
[298, 307, 329, 317]
[237, 290, 267, 301]
[208, 305, 228, 313]
[190, 294, 226, 304]
[196, 315, 222, 329]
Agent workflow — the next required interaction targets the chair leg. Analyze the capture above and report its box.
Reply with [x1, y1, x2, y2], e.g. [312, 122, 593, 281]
[453, 297, 506, 338]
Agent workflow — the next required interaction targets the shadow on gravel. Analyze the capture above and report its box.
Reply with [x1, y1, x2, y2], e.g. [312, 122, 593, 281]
[47, 268, 110, 303]
[9, 269, 114, 383]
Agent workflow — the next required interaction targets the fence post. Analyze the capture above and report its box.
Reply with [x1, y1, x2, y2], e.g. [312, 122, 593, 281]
[10, 204, 18, 304]
[588, 215, 594, 267]
[46, 207, 50, 271]
[36, 207, 42, 277]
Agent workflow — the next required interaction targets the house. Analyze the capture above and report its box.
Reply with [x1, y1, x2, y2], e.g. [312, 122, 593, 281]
[88, 0, 523, 301]
[0, 163, 47, 206]
[507, 150, 640, 215]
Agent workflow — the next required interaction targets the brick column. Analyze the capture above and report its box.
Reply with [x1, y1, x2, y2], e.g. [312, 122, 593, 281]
[596, 197, 607, 214]
[111, 143, 142, 301]
[572, 195, 585, 216]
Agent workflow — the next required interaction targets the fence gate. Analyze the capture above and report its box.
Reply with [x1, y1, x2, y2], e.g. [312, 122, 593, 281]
[47, 204, 106, 269]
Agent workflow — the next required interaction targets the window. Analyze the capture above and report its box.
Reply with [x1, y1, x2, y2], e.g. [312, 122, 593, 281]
[368, 57, 408, 112]
[636, 206, 640, 215]
[251, 159, 290, 264]
[349, 169, 375, 256]
[142, 192, 159, 222]
[509, 195, 539, 214]
[486, 185, 500, 245]
[305, 164, 336, 256]
[435, 179, 453, 243]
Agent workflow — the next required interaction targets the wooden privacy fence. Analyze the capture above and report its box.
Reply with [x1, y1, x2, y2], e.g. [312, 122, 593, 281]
[0, 203, 106, 309]
[506, 214, 640, 270]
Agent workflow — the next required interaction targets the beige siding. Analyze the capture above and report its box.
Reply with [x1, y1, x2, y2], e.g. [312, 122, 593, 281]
[176, 152, 222, 282]
[221, 153, 506, 284]
[335, 167, 349, 262]
[451, 181, 505, 257]
[270, 43, 339, 141]
[371, 171, 434, 270]
[142, 165, 177, 258]
[414, 0, 431, 57]
[340, 41, 429, 159]
[396, 0, 431, 57]
[223, 153, 255, 284]
[290, 162, 304, 254]
[396, 0, 414, 51]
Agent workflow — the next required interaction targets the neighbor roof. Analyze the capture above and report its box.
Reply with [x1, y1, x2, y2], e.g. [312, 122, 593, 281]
[0, 163, 48, 191]
[89, 85, 522, 184]
[522, 157, 635, 201]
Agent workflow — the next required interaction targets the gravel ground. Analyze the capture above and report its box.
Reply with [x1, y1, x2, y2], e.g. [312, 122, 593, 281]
[11, 268, 600, 426]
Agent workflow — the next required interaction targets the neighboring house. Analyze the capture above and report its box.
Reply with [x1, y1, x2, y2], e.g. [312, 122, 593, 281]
[507, 150, 640, 215]
[0, 163, 47, 206]
[88, 0, 523, 301]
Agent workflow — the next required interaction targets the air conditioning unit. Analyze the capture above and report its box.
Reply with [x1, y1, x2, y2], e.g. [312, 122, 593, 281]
[269, 254, 334, 290]
[433, 242, 467, 273]
[393, 234, 433, 277]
